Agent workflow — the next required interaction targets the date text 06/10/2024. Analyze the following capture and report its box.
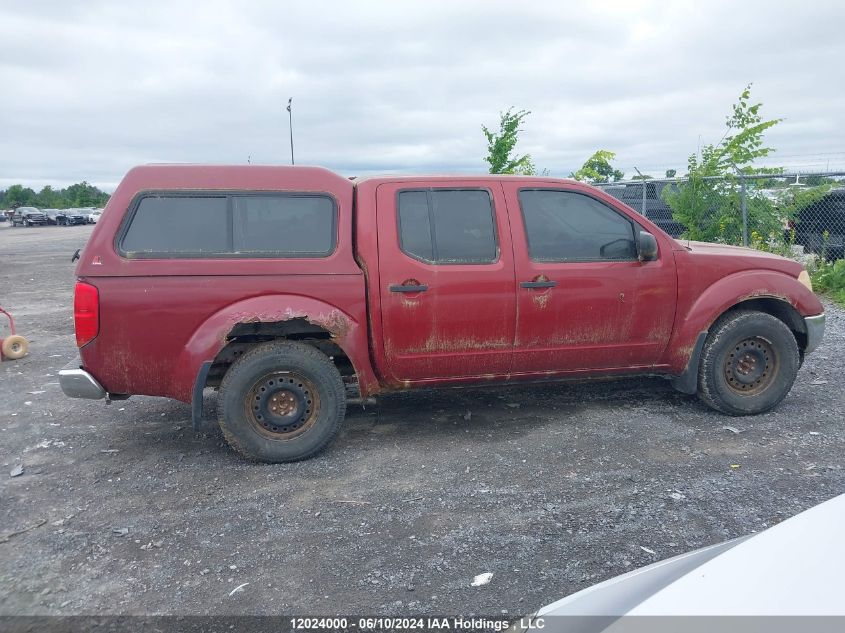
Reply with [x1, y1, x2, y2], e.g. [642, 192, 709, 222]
[289, 616, 543, 631]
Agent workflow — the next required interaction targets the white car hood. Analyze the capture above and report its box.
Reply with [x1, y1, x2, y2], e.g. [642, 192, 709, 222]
[538, 493, 845, 619]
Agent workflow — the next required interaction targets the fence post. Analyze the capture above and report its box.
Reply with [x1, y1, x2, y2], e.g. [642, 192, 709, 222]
[641, 180, 647, 215]
[739, 175, 748, 247]
[634, 167, 647, 215]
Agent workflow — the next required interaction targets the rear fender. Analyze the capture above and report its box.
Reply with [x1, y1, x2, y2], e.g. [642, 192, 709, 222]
[171, 295, 377, 402]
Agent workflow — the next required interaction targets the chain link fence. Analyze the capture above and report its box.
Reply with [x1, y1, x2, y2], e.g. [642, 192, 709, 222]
[595, 172, 845, 260]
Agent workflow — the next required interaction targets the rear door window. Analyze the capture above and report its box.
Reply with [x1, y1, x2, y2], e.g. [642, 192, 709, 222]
[396, 191, 434, 261]
[397, 189, 497, 264]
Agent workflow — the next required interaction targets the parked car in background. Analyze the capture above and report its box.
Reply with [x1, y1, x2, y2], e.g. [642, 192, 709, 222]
[61, 208, 89, 226]
[11, 207, 47, 226]
[89, 208, 103, 223]
[792, 187, 845, 260]
[0, 210, 8, 222]
[43, 208, 88, 226]
[60, 165, 824, 463]
[601, 181, 686, 237]
[75, 207, 95, 223]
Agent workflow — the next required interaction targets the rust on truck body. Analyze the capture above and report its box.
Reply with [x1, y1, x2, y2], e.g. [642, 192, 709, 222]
[70, 165, 823, 408]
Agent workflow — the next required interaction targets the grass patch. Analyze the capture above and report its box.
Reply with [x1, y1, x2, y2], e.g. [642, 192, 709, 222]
[809, 258, 845, 306]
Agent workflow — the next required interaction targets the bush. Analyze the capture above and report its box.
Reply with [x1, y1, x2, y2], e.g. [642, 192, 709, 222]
[808, 257, 845, 305]
[664, 85, 783, 245]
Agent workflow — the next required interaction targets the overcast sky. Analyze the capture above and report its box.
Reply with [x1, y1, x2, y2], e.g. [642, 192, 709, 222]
[2, 0, 844, 191]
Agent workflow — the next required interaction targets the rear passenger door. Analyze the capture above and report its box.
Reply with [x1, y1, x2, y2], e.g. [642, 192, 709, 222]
[376, 181, 516, 381]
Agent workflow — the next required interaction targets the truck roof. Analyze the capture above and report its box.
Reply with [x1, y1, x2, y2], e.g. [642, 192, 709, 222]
[352, 173, 581, 186]
[118, 164, 579, 191]
[116, 164, 353, 192]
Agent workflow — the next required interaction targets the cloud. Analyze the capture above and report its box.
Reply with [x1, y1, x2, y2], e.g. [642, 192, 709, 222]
[1, 0, 844, 190]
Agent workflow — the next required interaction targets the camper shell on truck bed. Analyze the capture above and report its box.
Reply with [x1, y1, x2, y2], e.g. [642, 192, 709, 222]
[61, 165, 825, 462]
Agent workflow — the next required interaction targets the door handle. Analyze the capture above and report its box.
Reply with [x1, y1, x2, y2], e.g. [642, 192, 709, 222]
[520, 280, 557, 289]
[389, 284, 429, 293]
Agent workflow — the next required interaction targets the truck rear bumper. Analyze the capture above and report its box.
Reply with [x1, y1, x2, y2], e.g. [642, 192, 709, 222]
[804, 313, 825, 355]
[59, 361, 106, 399]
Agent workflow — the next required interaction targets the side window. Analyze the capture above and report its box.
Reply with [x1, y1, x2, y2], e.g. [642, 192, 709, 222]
[519, 190, 637, 262]
[397, 189, 497, 264]
[120, 193, 336, 258]
[232, 195, 334, 256]
[397, 191, 433, 261]
[121, 196, 229, 255]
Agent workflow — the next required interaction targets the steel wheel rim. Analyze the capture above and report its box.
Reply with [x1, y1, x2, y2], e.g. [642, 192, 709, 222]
[244, 371, 320, 440]
[724, 336, 778, 396]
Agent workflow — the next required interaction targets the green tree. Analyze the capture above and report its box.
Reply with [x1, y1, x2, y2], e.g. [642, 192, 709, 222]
[1, 182, 111, 210]
[2, 184, 37, 208]
[65, 181, 109, 207]
[804, 174, 839, 187]
[482, 108, 535, 174]
[570, 150, 624, 183]
[663, 84, 789, 244]
[35, 185, 61, 208]
[665, 169, 677, 178]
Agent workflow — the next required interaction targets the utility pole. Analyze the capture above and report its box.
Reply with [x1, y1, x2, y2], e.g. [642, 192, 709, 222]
[286, 97, 295, 165]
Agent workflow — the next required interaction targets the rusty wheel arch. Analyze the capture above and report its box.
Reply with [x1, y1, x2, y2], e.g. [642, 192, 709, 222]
[672, 295, 808, 395]
[205, 318, 356, 390]
[719, 297, 808, 352]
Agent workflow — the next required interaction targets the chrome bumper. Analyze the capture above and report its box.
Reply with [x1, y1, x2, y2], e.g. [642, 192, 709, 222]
[804, 313, 825, 355]
[59, 361, 106, 399]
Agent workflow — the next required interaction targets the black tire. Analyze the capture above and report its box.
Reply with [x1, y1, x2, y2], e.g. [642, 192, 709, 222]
[217, 340, 346, 462]
[698, 310, 800, 415]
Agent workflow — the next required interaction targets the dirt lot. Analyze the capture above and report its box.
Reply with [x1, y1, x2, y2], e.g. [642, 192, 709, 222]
[1, 223, 843, 616]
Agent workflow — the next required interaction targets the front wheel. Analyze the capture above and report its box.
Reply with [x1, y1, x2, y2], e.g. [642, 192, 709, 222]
[217, 340, 346, 462]
[697, 310, 800, 415]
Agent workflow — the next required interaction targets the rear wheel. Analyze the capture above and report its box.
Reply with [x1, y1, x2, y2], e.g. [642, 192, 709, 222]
[217, 340, 346, 462]
[698, 310, 800, 415]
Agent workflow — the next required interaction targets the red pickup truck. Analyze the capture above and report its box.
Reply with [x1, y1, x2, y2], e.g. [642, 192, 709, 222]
[59, 165, 825, 462]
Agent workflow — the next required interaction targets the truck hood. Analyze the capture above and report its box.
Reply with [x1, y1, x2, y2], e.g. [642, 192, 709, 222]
[676, 240, 803, 276]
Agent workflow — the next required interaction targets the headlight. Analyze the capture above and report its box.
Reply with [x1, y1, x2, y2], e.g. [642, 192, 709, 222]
[798, 269, 813, 292]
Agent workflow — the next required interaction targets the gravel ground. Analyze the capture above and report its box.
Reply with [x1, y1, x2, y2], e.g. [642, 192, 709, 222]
[1, 223, 843, 616]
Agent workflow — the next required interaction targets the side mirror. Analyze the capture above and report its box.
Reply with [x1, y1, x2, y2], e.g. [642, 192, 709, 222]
[637, 230, 658, 262]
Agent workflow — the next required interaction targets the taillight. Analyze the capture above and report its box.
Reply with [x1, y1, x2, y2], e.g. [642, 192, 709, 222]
[74, 281, 99, 347]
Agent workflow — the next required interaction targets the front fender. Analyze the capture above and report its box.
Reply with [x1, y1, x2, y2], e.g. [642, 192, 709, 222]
[663, 269, 823, 374]
[170, 294, 377, 402]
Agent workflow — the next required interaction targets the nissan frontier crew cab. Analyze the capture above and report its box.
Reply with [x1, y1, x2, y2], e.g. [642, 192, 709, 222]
[59, 165, 826, 463]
